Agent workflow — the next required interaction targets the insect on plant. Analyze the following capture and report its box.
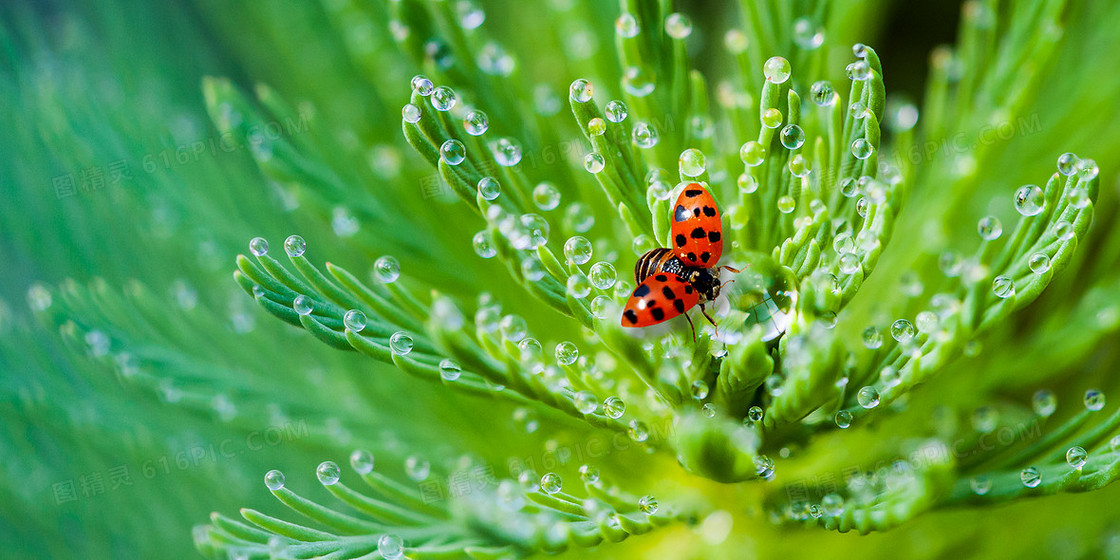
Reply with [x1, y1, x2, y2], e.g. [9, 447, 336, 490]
[622, 182, 740, 339]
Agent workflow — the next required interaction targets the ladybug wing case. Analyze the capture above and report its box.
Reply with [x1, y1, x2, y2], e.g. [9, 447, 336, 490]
[620, 273, 700, 327]
[669, 183, 724, 268]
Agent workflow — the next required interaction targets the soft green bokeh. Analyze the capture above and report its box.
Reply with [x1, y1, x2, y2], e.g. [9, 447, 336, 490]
[2, 1, 1120, 558]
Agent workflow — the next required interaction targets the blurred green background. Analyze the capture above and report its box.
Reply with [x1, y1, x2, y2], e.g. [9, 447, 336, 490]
[2, 1, 1119, 558]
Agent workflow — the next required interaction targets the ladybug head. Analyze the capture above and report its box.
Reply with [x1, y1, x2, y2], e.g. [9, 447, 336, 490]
[687, 267, 723, 302]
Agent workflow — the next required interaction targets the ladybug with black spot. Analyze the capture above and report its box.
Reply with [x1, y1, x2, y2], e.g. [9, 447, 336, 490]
[621, 182, 738, 338]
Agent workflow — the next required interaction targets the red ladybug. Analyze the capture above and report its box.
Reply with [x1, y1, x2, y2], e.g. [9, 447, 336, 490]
[621, 182, 738, 338]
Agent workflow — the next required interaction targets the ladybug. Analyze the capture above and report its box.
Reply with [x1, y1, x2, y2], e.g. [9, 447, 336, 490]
[621, 182, 739, 338]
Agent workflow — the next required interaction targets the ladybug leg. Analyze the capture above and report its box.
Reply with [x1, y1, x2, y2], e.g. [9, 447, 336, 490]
[699, 303, 717, 326]
[684, 311, 697, 343]
[721, 265, 742, 274]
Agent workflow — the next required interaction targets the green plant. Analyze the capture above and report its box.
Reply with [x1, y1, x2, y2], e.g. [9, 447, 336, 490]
[5, 1, 1120, 559]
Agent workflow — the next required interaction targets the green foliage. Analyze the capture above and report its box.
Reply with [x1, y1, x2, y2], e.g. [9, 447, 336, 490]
[5, 0, 1120, 559]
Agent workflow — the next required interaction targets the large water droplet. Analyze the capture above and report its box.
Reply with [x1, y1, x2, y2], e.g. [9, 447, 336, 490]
[405, 456, 430, 481]
[540, 472, 563, 494]
[1066, 446, 1088, 469]
[1020, 466, 1041, 488]
[316, 461, 341, 485]
[810, 81, 835, 107]
[264, 469, 285, 491]
[343, 309, 367, 332]
[605, 100, 628, 123]
[615, 13, 639, 38]
[992, 275, 1015, 299]
[835, 410, 852, 428]
[569, 78, 594, 102]
[977, 216, 1002, 240]
[584, 152, 606, 173]
[472, 231, 496, 258]
[679, 149, 707, 177]
[664, 13, 692, 39]
[284, 235, 306, 258]
[555, 341, 579, 365]
[628, 419, 649, 442]
[477, 176, 501, 200]
[761, 108, 783, 129]
[492, 137, 522, 166]
[779, 124, 805, 150]
[533, 182, 561, 210]
[857, 386, 880, 408]
[500, 314, 528, 341]
[736, 256, 798, 342]
[1084, 389, 1106, 411]
[293, 295, 314, 316]
[1056, 152, 1078, 176]
[891, 319, 916, 344]
[739, 141, 766, 166]
[970, 475, 991, 495]
[633, 121, 659, 148]
[378, 534, 404, 560]
[792, 18, 824, 49]
[249, 237, 269, 257]
[411, 75, 434, 96]
[850, 138, 873, 159]
[574, 390, 597, 414]
[1014, 184, 1044, 216]
[588, 262, 617, 289]
[389, 331, 413, 355]
[350, 450, 374, 475]
[430, 86, 457, 111]
[639, 494, 659, 514]
[374, 256, 401, 283]
[402, 103, 421, 123]
[439, 359, 462, 381]
[1028, 253, 1051, 275]
[764, 56, 791, 83]
[821, 493, 844, 516]
[603, 396, 626, 418]
[564, 236, 593, 265]
[1032, 390, 1057, 417]
[464, 110, 489, 136]
[846, 60, 870, 81]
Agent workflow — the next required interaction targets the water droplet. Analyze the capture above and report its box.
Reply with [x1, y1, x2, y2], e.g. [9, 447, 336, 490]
[737, 173, 759, 193]
[588, 262, 616, 289]
[628, 419, 649, 442]
[464, 110, 489, 135]
[587, 117, 606, 136]
[838, 253, 860, 274]
[283, 235, 306, 258]
[679, 149, 706, 177]
[1054, 221, 1075, 241]
[754, 455, 775, 478]
[540, 472, 563, 494]
[434, 138, 461, 164]
[633, 121, 660, 148]
[389, 331, 413, 355]
[691, 379, 710, 400]
[521, 256, 546, 281]
[1014, 184, 1045, 216]
[972, 406, 998, 433]
[622, 65, 655, 96]
[857, 386, 880, 408]
[569, 78, 594, 102]
[477, 176, 501, 200]
[343, 309, 367, 332]
[603, 396, 626, 418]
[1032, 390, 1057, 417]
[639, 495, 659, 514]
[891, 319, 916, 344]
[809, 81, 835, 107]
[747, 406, 764, 423]
[780, 124, 805, 150]
[264, 469, 285, 491]
[1066, 446, 1087, 469]
[350, 450, 374, 475]
[249, 237, 269, 257]
[970, 475, 991, 495]
[615, 13, 639, 37]
[792, 18, 824, 49]
[567, 273, 592, 299]
[500, 314, 527, 342]
[573, 390, 597, 414]
[407, 75, 433, 97]
[835, 410, 852, 428]
[315, 460, 341, 485]
[430, 86, 456, 111]
[761, 108, 783, 130]
[1020, 467, 1041, 488]
[739, 141, 766, 166]
[846, 60, 870, 81]
[1076, 158, 1099, 181]
[850, 138, 873, 159]
[764, 56, 791, 83]
[564, 236, 593, 265]
[590, 295, 614, 319]
[1084, 389, 1106, 411]
[1028, 253, 1050, 274]
[584, 152, 606, 173]
[378, 534, 404, 560]
[664, 13, 692, 39]
[1056, 152, 1078, 176]
[492, 137, 522, 166]
[402, 103, 421, 123]
[293, 295, 314, 316]
[862, 326, 883, 349]
[992, 275, 1015, 299]
[601, 101, 629, 125]
[821, 493, 844, 516]
[555, 341, 579, 366]
[405, 456, 430, 481]
[472, 231, 496, 258]
[438, 359, 462, 381]
[977, 216, 1002, 240]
